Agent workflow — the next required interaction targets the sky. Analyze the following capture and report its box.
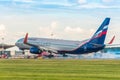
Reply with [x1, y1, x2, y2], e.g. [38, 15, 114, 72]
[0, 0, 120, 45]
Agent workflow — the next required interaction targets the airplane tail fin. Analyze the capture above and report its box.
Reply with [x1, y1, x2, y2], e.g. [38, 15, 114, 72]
[89, 17, 110, 45]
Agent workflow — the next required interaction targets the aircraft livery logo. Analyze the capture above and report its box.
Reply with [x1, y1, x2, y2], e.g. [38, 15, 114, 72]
[94, 25, 108, 38]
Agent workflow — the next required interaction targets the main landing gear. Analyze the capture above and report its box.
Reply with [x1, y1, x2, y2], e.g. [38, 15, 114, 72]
[63, 53, 68, 57]
[47, 51, 54, 58]
[22, 50, 25, 55]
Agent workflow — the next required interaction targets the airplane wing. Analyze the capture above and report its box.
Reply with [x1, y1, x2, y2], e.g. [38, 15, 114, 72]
[23, 33, 58, 53]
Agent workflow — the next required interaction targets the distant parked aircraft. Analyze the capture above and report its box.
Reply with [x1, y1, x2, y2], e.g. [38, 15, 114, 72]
[0, 43, 15, 50]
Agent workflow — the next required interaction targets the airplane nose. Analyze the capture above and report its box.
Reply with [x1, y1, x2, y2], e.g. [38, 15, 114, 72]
[15, 42, 19, 47]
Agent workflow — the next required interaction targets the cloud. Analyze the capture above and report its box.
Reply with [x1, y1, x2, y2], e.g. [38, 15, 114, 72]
[64, 26, 84, 34]
[90, 29, 95, 33]
[38, 21, 59, 38]
[80, 3, 106, 9]
[0, 24, 23, 44]
[0, 24, 6, 31]
[0, 24, 7, 37]
[37, 21, 91, 40]
[0, 0, 119, 14]
[51, 21, 58, 30]
[78, 3, 120, 9]
[13, 0, 34, 3]
[102, 0, 113, 3]
[15, 32, 26, 37]
[63, 26, 95, 40]
[11, 0, 34, 9]
[78, 0, 87, 4]
[39, 0, 73, 7]
[38, 27, 57, 38]
[37, 20, 97, 40]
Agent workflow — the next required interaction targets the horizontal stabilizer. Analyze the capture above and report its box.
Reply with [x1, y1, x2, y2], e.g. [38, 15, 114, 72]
[108, 35, 115, 44]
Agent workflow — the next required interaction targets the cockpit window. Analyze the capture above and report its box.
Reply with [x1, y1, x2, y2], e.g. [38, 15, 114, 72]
[17, 38, 24, 42]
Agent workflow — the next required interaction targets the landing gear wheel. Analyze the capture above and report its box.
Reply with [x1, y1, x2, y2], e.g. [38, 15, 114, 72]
[47, 51, 54, 58]
[48, 55, 54, 58]
[63, 54, 68, 57]
[22, 50, 25, 55]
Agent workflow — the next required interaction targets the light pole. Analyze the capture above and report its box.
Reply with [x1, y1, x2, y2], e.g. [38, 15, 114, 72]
[2, 37, 4, 55]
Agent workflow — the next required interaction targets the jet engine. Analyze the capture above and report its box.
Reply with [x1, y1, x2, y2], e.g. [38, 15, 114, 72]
[30, 47, 42, 54]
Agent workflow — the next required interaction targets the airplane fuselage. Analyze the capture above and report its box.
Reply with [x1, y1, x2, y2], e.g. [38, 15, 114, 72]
[15, 37, 104, 54]
[16, 38, 82, 51]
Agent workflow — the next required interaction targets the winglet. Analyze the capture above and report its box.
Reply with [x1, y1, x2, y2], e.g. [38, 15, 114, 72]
[24, 33, 28, 44]
[108, 35, 115, 44]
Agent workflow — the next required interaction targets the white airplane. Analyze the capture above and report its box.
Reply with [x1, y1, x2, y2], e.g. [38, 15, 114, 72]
[15, 18, 112, 57]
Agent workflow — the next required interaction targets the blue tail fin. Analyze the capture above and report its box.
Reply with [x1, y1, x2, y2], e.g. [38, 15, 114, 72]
[89, 17, 110, 45]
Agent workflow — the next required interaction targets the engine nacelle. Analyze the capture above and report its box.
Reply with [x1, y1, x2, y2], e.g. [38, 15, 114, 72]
[30, 47, 42, 54]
